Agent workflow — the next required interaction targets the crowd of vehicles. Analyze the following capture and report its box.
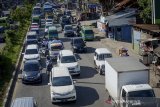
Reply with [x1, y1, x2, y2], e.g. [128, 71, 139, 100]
[11, 1, 159, 107]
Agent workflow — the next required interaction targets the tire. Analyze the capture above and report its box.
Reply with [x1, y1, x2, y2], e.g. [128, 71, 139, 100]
[99, 69, 103, 75]
[94, 61, 97, 69]
[72, 100, 77, 103]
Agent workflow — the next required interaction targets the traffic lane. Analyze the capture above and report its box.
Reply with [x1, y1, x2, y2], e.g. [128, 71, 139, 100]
[12, 32, 112, 107]
[59, 37, 112, 107]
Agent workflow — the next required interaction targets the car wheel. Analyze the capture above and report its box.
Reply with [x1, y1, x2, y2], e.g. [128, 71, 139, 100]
[94, 61, 97, 69]
[99, 69, 103, 75]
[72, 100, 77, 103]
[39, 76, 42, 83]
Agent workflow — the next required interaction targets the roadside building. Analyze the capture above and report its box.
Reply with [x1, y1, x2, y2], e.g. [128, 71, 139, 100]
[132, 24, 160, 54]
[98, 8, 136, 43]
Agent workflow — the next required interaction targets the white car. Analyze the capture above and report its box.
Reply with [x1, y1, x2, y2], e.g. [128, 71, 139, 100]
[94, 48, 112, 75]
[57, 50, 80, 75]
[25, 31, 37, 46]
[48, 67, 76, 103]
[23, 44, 40, 62]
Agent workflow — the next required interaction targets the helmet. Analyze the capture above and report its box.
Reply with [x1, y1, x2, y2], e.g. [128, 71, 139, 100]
[46, 55, 50, 60]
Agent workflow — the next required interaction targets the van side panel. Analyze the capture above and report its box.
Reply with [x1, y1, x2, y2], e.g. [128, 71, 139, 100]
[105, 60, 118, 99]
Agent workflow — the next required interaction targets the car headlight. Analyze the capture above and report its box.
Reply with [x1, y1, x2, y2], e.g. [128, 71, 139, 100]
[51, 91, 58, 95]
[37, 73, 41, 77]
[73, 46, 77, 49]
[68, 89, 76, 94]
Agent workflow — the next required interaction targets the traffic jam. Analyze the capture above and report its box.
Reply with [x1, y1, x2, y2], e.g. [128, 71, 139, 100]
[10, 1, 160, 107]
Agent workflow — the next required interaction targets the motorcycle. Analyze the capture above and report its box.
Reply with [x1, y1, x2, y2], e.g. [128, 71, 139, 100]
[46, 57, 53, 75]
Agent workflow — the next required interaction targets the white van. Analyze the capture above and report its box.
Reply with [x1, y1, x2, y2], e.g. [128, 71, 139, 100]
[48, 67, 76, 103]
[94, 48, 112, 75]
[57, 50, 80, 75]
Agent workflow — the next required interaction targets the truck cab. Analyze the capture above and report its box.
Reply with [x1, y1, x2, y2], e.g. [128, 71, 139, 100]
[120, 84, 155, 107]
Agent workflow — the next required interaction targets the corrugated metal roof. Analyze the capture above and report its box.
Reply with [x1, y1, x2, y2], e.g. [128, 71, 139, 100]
[109, 17, 136, 26]
[133, 24, 160, 33]
[106, 57, 148, 72]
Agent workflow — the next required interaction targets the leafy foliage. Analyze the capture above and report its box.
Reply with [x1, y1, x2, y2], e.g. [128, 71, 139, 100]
[138, 0, 151, 23]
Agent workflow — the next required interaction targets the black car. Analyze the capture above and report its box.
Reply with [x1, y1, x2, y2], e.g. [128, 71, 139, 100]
[21, 60, 42, 84]
[71, 37, 87, 53]
[60, 16, 71, 30]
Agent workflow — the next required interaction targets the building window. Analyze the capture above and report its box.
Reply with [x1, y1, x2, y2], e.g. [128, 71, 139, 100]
[117, 28, 121, 32]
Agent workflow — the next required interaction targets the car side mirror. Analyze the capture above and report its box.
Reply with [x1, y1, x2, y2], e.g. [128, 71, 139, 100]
[73, 80, 77, 84]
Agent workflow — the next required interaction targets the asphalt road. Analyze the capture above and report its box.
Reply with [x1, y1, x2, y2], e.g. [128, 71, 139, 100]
[11, 23, 114, 107]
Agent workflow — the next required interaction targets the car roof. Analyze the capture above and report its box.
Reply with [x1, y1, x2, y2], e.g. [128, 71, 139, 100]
[60, 50, 73, 56]
[48, 26, 56, 30]
[52, 67, 70, 77]
[64, 25, 72, 27]
[27, 31, 37, 35]
[95, 48, 112, 54]
[82, 26, 92, 30]
[11, 97, 35, 107]
[26, 44, 38, 49]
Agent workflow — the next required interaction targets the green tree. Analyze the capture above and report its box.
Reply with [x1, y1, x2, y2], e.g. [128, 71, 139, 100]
[98, 0, 115, 16]
[138, 0, 151, 23]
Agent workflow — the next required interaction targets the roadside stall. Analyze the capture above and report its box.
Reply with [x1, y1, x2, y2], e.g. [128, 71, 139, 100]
[153, 47, 160, 76]
[116, 46, 129, 57]
[139, 38, 159, 65]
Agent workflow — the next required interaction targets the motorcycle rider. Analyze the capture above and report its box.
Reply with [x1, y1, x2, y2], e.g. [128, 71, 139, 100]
[46, 55, 52, 75]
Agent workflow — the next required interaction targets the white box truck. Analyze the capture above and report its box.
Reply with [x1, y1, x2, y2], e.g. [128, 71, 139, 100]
[105, 57, 157, 107]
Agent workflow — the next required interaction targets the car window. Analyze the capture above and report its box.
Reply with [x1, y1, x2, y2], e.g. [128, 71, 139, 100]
[26, 49, 38, 54]
[46, 19, 52, 22]
[26, 40, 37, 45]
[49, 30, 58, 35]
[61, 55, 76, 63]
[27, 35, 36, 39]
[24, 63, 39, 72]
[51, 45, 62, 51]
[98, 54, 112, 60]
[85, 30, 93, 34]
[52, 76, 72, 86]
[74, 39, 84, 44]
[65, 26, 72, 30]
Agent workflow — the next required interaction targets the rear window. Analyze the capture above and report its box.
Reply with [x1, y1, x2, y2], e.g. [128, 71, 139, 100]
[85, 30, 93, 34]
[27, 35, 36, 39]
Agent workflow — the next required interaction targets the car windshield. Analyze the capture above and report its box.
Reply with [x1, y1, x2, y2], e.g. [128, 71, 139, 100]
[51, 45, 62, 51]
[46, 19, 52, 22]
[26, 49, 38, 54]
[128, 90, 155, 98]
[65, 26, 72, 30]
[27, 36, 36, 39]
[24, 63, 39, 72]
[61, 55, 76, 63]
[52, 76, 72, 86]
[85, 30, 93, 34]
[49, 31, 58, 35]
[98, 54, 112, 60]
[27, 40, 37, 45]
[74, 39, 84, 45]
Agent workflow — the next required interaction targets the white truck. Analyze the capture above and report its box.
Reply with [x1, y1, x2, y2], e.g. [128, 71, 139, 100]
[105, 57, 157, 107]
